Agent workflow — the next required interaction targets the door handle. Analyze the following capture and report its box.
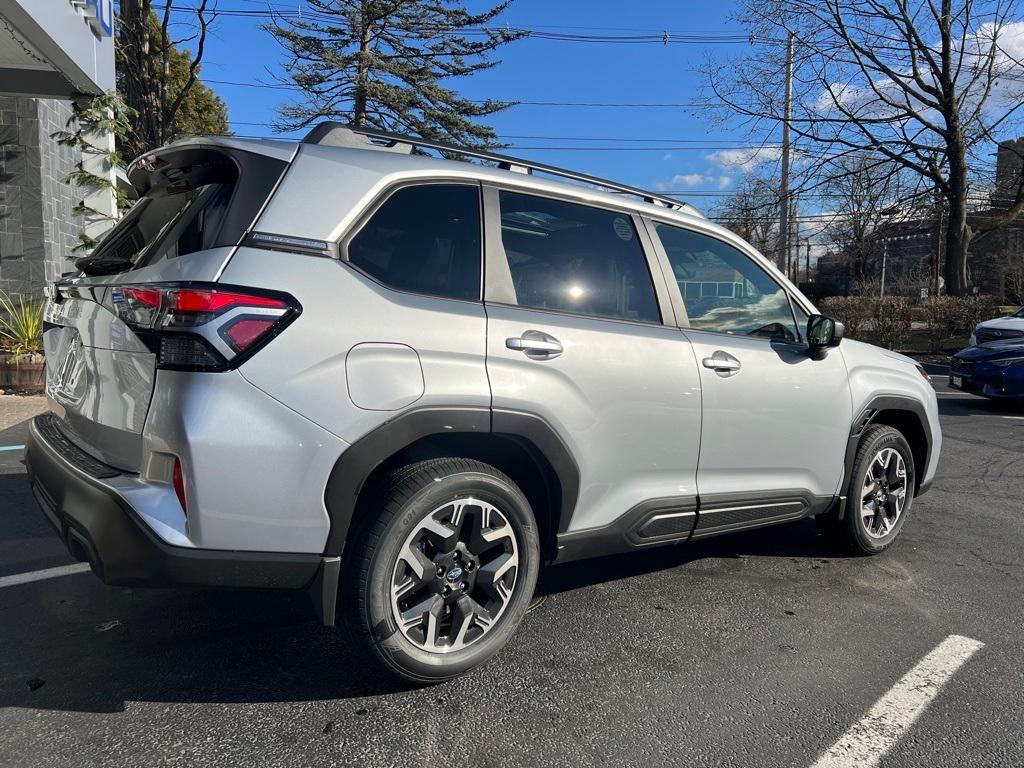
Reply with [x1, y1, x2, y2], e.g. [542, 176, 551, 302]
[702, 351, 741, 376]
[506, 330, 563, 359]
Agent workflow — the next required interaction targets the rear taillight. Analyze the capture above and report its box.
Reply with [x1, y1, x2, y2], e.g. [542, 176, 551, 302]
[172, 457, 188, 516]
[107, 283, 300, 371]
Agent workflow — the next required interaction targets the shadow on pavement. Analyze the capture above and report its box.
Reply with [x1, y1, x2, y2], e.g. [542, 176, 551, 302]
[542, 517, 846, 596]
[937, 393, 1024, 417]
[1, 450, 846, 716]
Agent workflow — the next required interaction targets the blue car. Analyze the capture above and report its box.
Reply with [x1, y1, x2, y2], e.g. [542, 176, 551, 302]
[949, 340, 1024, 400]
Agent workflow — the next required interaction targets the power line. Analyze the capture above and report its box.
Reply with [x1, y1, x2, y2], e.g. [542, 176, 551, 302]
[169, 5, 764, 44]
[205, 78, 706, 108]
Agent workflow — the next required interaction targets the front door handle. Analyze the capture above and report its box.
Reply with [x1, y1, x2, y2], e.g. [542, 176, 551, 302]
[506, 330, 563, 359]
[702, 350, 741, 376]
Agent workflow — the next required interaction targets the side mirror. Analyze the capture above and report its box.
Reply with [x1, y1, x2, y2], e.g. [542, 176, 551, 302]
[807, 314, 844, 352]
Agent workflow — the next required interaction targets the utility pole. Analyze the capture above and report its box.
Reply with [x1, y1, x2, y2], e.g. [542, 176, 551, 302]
[805, 239, 811, 283]
[777, 30, 795, 274]
[880, 237, 888, 298]
[933, 187, 945, 296]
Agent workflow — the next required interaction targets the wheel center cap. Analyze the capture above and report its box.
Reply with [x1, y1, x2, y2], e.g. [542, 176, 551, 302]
[445, 566, 464, 583]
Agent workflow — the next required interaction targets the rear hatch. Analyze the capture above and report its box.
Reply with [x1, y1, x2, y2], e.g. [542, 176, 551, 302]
[43, 143, 291, 472]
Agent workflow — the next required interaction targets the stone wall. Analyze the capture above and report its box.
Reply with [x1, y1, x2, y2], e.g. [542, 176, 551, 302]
[0, 96, 82, 299]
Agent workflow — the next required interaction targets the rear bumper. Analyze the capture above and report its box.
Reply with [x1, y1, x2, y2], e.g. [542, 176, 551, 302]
[25, 414, 321, 590]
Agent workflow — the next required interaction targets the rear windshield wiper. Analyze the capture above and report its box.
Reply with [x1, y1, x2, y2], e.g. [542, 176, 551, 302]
[75, 255, 136, 276]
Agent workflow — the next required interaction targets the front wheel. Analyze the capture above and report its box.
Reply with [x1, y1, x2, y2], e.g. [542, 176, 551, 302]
[835, 425, 916, 555]
[340, 458, 540, 684]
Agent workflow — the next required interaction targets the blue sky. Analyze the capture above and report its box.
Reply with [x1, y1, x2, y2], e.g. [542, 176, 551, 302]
[179, 0, 776, 212]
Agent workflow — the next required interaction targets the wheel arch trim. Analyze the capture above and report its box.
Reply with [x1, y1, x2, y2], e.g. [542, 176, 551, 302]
[321, 406, 580, 556]
[840, 394, 933, 518]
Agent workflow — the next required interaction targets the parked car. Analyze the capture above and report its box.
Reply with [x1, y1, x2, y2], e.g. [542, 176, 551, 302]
[26, 124, 941, 683]
[949, 340, 1024, 401]
[970, 306, 1024, 345]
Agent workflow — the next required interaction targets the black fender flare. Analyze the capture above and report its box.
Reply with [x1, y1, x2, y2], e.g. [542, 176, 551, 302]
[839, 395, 933, 518]
[321, 407, 580, 556]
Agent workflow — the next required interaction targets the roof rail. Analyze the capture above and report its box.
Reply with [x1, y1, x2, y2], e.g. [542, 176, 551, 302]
[300, 121, 703, 218]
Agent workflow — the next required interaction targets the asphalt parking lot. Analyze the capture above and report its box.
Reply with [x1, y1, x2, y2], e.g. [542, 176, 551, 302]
[1, 378, 1022, 768]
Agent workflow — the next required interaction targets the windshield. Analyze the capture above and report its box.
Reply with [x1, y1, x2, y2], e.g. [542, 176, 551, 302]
[74, 147, 287, 277]
[80, 183, 234, 275]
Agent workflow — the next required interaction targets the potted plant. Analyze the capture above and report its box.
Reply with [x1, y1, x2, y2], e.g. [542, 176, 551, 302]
[0, 290, 45, 393]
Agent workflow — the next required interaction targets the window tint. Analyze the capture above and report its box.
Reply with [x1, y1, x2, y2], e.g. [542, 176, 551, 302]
[348, 184, 481, 301]
[498, 191, 660, 323]
[653, 223, 799, 342]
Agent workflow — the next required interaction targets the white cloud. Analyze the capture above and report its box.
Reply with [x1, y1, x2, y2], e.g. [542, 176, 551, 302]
[655, 172, 734, 191]
[706, 147, 783, 172]
[671, 173, 707, 187]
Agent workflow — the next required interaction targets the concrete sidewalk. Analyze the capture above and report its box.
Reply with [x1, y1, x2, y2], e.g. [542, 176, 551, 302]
[0, 396, 47, 433]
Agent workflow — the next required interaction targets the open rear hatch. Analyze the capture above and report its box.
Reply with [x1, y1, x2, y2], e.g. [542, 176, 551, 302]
[42, 143, 290, 472]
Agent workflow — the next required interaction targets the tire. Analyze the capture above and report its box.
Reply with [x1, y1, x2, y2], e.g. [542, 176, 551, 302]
[339, 458, 540, 684]
[836, 424, 916, 555]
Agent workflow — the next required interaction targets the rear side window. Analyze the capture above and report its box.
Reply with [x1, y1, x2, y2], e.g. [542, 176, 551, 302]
[497, 191, 660, 323]
[347, 184, 482, 301]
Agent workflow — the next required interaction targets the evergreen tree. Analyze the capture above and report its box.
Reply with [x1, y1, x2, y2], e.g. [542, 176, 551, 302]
[266, 0, 523, 147]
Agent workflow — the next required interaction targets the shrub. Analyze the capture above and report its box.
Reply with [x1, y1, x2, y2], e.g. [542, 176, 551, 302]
[0, 290, 44, 358]
[819, 296, 871, 340]
[921, 297, 959, 352]
[871, 297, 913, 350]
[956, 295, 1001, 338]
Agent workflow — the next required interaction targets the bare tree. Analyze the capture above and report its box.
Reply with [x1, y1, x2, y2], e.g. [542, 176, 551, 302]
[117, 1, 218, 159]
[712, 174, 780, 258]
[706, 0, 1024, 296]
[822, 153, 906, 285]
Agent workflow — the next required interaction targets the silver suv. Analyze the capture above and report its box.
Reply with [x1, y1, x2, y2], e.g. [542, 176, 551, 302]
[27, 124, 941, 682]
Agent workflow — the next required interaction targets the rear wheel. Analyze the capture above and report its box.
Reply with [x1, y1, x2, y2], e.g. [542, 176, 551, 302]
[340, 458, 540, 683]
[832, 425, 916, 555]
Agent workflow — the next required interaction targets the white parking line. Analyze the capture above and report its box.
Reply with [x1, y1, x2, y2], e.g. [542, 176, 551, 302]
[810, 634, 984, 768]
[0, 444, 25, 452]
[0, 562, 91, 589]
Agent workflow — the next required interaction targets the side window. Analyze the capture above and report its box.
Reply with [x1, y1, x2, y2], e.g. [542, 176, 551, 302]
[347, 184, 481, 301]
[653, 222, 799, 342]
[497, 191, 661, 323]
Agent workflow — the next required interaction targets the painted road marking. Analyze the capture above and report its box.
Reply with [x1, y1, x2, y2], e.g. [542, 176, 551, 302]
[0, 563, 91, 589]
[811, 634, 984, 768]
[1001, 415, 1024, 420]
[0, 445, 25, 452]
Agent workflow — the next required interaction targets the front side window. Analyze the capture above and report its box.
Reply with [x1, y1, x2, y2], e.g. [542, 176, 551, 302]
[348, 184, 482, 301]
[497, 191, 660, 323]
[653, 222, 799, 342]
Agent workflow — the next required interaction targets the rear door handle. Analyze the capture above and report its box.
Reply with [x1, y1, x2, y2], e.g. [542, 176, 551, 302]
[702, 351, 741, 376]
[506, 330, 563, 359]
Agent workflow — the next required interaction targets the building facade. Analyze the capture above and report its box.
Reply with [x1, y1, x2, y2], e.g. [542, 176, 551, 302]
[0, 0, 115, 298]
[818, 140, 1024, 303]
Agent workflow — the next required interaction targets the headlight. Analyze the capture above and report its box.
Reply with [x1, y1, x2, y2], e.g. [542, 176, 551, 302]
[991, 357, 1024, 368]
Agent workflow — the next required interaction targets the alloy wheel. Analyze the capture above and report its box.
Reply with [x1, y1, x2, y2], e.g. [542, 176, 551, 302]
[390, 497, 519, 653]
[860, 447, 908, 539]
